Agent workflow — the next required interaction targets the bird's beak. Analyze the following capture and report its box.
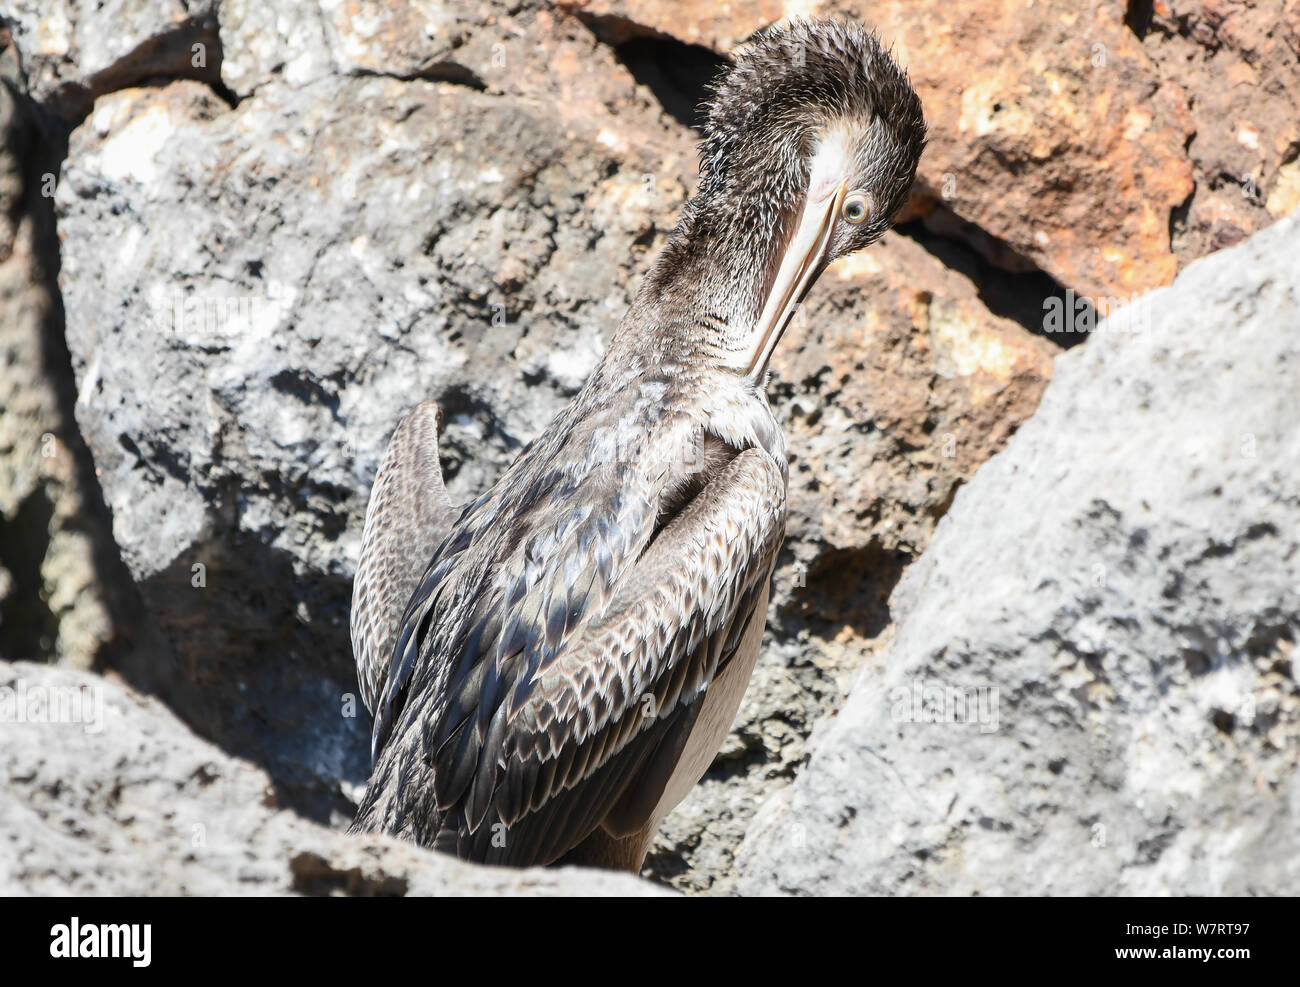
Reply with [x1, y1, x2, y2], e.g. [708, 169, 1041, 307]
[747, 181, 844, 380]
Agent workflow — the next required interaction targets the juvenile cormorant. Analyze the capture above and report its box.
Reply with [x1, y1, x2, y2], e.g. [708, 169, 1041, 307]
[350, 18, 926, 871]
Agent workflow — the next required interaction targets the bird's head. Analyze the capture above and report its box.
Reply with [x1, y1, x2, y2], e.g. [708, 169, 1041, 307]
[638, 19, 926, 382]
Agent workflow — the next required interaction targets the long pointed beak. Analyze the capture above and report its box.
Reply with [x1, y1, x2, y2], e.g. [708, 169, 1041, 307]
[747, 182, 845, 380]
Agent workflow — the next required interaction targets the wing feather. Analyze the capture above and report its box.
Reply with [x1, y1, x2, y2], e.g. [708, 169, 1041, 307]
[350, 401, 456, 716]
[432, 447, 786, 864]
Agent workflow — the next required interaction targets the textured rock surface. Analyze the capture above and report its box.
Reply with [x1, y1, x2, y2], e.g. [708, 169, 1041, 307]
[736, 212, 1300, 896]
[5, 1, 204, 91]
[1135, 0, 1300, 257]
[0, 32, 139, 670]
[0, 660, 666, 895]
[4, 0, 223, 121]
[868, 0, 1195, 298]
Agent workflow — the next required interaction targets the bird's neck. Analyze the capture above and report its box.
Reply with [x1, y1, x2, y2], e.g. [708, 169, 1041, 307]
[605, 182, 801, 377]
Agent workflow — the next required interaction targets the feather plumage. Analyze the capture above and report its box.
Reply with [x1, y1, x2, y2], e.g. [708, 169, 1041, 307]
[348, 18, 925, 870]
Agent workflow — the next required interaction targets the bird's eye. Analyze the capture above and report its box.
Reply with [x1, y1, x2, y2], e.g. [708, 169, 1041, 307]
[842, 192, 871, 225]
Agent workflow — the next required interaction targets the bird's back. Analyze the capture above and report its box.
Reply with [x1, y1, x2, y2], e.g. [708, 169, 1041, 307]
[351, 365, 788, 865]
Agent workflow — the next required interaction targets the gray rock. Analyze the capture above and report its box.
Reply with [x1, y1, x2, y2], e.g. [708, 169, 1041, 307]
[218, 0, 332, 98]
[219, 0, 493, 99]
[736, 212, 1300, 896]
[5, 1, 197, 89]
[0, 659, 667, 895]
[4, 1, 222, 121]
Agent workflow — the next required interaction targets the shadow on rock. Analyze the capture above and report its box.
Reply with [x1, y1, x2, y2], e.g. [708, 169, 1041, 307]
[118, 526, 371, 827]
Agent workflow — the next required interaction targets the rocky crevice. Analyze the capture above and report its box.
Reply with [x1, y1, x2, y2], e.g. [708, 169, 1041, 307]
[0, 28, 146, 672]
[14, 12, 235, 125]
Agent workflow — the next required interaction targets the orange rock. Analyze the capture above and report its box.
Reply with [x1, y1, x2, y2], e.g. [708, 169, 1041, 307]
[773, 232, 1055, 564]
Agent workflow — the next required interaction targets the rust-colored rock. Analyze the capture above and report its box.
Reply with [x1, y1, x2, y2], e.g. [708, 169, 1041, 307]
[1136, 0, 1300, 260]
[875, 0, 1195, 299]
[776, 235, 1055, 569]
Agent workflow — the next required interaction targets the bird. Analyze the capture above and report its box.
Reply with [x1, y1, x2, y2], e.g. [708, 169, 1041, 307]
[348, 18, 926, 872]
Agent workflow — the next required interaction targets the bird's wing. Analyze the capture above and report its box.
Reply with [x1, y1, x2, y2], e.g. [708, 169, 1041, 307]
[428, 445, 786, 865]
[350, 401, 456, 715]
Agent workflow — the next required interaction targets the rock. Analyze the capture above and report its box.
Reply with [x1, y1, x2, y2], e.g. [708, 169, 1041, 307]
[735, 212, 1300, 896]
[3, 2, 223, 122]
[0, 659, 667, 895]
[217, 0, 332, 97]
[4, 2, 201, 90]
[869, 0, 1196, 299]
[0, 33, 139, 670]
[218, 0, 690, 110]
[1135, 0, 1300, 260]
[775, 234, 1056, 571]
